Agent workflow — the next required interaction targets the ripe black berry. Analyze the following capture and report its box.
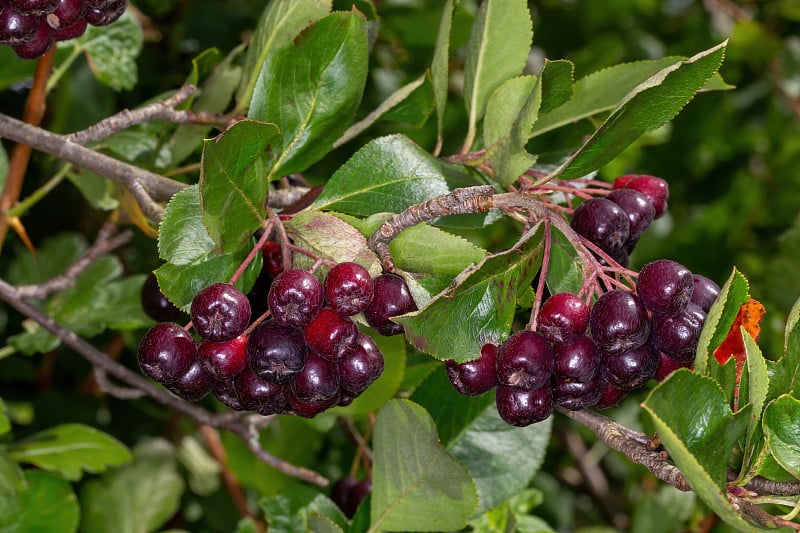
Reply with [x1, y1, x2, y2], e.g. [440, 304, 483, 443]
[445, 343, 498, 396]
[338, 334, 385, 396]
[553, 375, 602, 410]
[650, 303, 705, 363]
[9, 0, 59, 15]
[602, 343, 658, 390]
[190, 283, 251, 342]
[198, 334, 248, 380]
[291, 353, 340, 403]
[636, 259, 693, 316]
[85, 0, 127, 26]
[363, 273, 417, 336]
[0, 7, 40, 44]
[11, 18, 52, 59]
[46, 0, 84, 28]
[167, 360, 215, 402]
[247, 321, 308, 384]
[538, 293, 590, 345]
[213, 378, 243, 411]
[234, 368, 289, 415]
[325, 262, 374, 316]
[304, 308, 358, 361]
[289, 392, 339, 418]
[137, 322, 198, 385]
[261, 241, 284, 278]
[570, 198, 630, 254]
[589, 290, 650, 355]
[595, 383, 627, 409]
[268, 269, 323, 328]
[331, 477, 371, 518]
[496, 330, 554, 390]
[496, 385, 553, 427]
[554, 335, 602, 382]
[141, 273, 183, 323]
[606, 188, 655, 243]
[51, 16, 84, 40]
[691, 274, 720, 313]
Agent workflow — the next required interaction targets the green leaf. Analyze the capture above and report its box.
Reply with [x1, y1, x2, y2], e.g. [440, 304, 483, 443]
[285, 211, 381, 277]
[259, 486, 348, 533]
[335, 73, 431, 148]
[763, 395, 800, 479]
[431, 0, 456, 152]
[0, 143, 8, 193]
[370, 399, 478, 531]
[742, 327, 769, 448]
[483, 75, 540, 186]
[236, 0, 332, 111]
[553, 42, 727, 179]
[0, 47, 36, 91]
[694, 267, 750, 375]
[545, 228, 584, 295]
[200, 120, 279, 250]
[0, 452, 24, 532]
[631, 486, 695, 533]
[398, 226, 543, 363]
[66, 169, 119, 211]
[311, 134, 451, 215]
[8, 423, 132, 481]
[539, 59, 574, 114]
[77, 11, 143, 91]
[158, 184, 216, 266]
[16, 470, 80, 533]
[0, 399, 9, 436]
[643, 370, 761, 532]
[6, 233, 85, 286]
[767, 293, 800, 401]
[463, 0, 533, 145]
[308, 516, 345, 533]
[80, 439, 184, 533]
[249, 10, 369, 178]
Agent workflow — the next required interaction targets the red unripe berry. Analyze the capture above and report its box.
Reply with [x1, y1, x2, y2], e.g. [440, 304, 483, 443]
[624, 175, 669, 218]
[538, 293, 590, 345]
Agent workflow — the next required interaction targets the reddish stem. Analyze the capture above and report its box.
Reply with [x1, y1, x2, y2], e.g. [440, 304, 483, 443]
[528, 219, 552, 331]
[229, 221, 273, 285]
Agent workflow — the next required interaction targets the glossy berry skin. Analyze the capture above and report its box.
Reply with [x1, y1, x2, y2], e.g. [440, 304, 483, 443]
[85, 0, 127, 26]
[625, 175, 669, 218]
[324, 262, 374, 316]
[11, 18, 52, 59]
[167, 360, 215, 402]
[137, 322, 198, 385]
[338, 334, 385, 396]
[46, 0, 84, 28]
[52, 15, 85, 39]
[606, 189, 655, 243]
[191, 283, 251, 342]
[247, 321, 308, 384]
[0, 7, 40, 44]
[141, 273, 183, 323]
[234, 368, 289, 415]
[538, 293, 590, 345]
[445, 343, 498, 396]
[589, 290, 650, 355]
[496, 385, 553, 427]
[213, 378, 243, 411]
[495, 330, 554, 391]
[602, 344, 658, 390]
[9, 0, 59, 15]
[650, 304, 705, 363]
[636, 259, 693, 316]
[571, 198, 630, 254]
[554, 335, 602, 382]
[289, 392, 339, 418]
[198, 334, 248, 380]
[268, 269, 324, 328]
[553, 375, 602, 410]
[364, 273, 417, 336]
[291, 353, 340, 403]
[304, 308, 359, 361]
[691, 274, 720, 313]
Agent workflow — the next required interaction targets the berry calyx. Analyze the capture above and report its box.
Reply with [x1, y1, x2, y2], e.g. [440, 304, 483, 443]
[190, 283, 251, 342]
[268, 269, 324, 328]
[495, 330, 554, 391]
[324, 261, 374, 316]
[538, 292, 590, 345]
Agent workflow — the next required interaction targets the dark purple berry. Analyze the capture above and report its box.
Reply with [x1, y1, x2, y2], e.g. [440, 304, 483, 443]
[137, 322, 198, 385]
[636, 259, 693, 316]
[46, 0, 84, 28]
[338, 334, 385, 396]
[325, 262, 374, 316]
[655, 351, 693, 381]
[268, 269, 323, 328]
[363, 273, 417, 336]
[261, 241, 285, 278]
[190, 283, 251, 342]
[85, 0, 127, 26]
[213, 378, 243, 411]
[570, 198, 630, 254]
[650, 304, 705, 363]
[167, 360, 215, 402]
[349, 480, 371, 516]
[247, 321, 308, 384]
[141, 273, 183, 323]
[198, 334, 248, 380]
[304, 308, 358, 361]
[554, 335, 602, 382]
[496, 385, 553, 426]
[291, 353, 340, 403]
[51, 16, 84, 39]
[691, 274, 720, 313]
[552, 375, 602, 410]
[606, 189, 655, 242]
[289, 392, 339, 418]
[602, 343, 658, 390]
[0, 7, 40, 44]
[496, 330, 554, 390]
[9, 0, 59, 15]
[589, 290, 650, 355]
[234, 368, 289, 415]
[331, 477, 359, 518]
[11, 18, 53, 59]
[625, 175, 669, 219]
[445, 343, 498, 396]
[595, 383, 627, 409]
[538, 293, 590, 345]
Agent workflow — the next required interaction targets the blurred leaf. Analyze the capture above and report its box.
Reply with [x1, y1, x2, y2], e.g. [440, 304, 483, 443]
[695, 268, 750, 375]
[80, 439, 184, 533]
[554, 42, 727, 179]
[308, 516, 344, 533]
[249, 11, 369, 178]
[0, 143, 8, 192]
[236, 0, 332, 111]
[16, 470, 80, 533]
[66, 169, 119, 211]
[0, 399, 9, 436]
[431, 0, 456, 151]
[158, 184, 216, 266]
[0, 46, 36, 91]
[9, 423, 132, 481]
[0, 452, 24, 531]
[6, 233, 85, 286]
[463, 0, 533, 141]
[763, 395, 800, 479]
[200, 120, 279, 249]
[371, 399, 478, 531]
[631, 486, 695, 533]
[259, 486, 347, 533]
[78, 11, 143, 91]
[398, 226, 543, 363]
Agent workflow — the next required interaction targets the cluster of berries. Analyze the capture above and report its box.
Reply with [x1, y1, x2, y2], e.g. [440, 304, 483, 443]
[446, 259, 720, 426]
[138, 247, 419, 418]
[0, 0, 127, 59]
[571, 174, 668, 267]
